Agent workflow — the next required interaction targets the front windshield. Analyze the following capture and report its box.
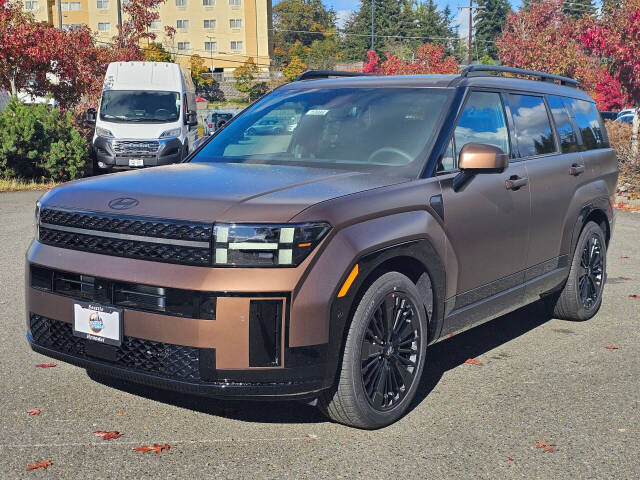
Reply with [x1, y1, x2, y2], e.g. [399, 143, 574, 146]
[192, 87, 451, 175]
[99, 90, 181, 122]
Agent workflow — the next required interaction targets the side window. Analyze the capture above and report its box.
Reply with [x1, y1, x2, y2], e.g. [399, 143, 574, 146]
[454, 91, 510, 163]
[547, 95, 580, 153]
[508, 94, 556, 157]
[438, 139, 455, 172]
[565, 98, 608, 150]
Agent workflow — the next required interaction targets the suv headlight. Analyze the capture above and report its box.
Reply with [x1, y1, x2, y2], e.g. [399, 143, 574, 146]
[159, 128, 182, 139]
[96, 127, 114, 138]
[214, 222, 330, 267]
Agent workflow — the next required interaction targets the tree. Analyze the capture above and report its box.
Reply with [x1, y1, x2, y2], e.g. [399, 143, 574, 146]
[581, 0, 640, 155]
[234, 57, 260, 100]
[189, 54, 209, 89]
[474, 0, 511, 60]
[362, 42, 458, 75]
[273, 0, 336, 49]
[414, 1, 460, 57]
[563, 0, 596, 19]
[144, 43, 173, 62]
[283, 56, 308, 81]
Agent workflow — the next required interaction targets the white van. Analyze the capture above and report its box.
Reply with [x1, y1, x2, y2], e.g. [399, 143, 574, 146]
[86, 62, 198, 172]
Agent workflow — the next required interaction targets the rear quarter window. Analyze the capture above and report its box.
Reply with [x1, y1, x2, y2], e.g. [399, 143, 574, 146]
[564, 98, 609, 150]
[508, 94, 556, 157]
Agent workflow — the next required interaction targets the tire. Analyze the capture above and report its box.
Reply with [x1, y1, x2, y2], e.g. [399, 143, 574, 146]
[318, 272, 428, 429]
[544, 221, 607, 321]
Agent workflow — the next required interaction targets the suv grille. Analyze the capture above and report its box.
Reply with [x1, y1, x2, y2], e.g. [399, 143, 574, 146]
[39, 208, 213, 266]
[30, 314, 202, 381]
[113, 140, 159, 157]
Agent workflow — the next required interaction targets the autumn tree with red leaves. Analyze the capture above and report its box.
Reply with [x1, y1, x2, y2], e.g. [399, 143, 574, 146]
[581, 0, 640, 155]
[362, 43, 458, 76]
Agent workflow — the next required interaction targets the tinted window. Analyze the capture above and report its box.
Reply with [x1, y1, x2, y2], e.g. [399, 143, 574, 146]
[100, 90, 180, 122]
[509, 94, 556, 157]
[454, 91, 509, 161]
[547, 96, 580, 153]
[565, 98, 608, 150]
[194, 88, 451, 176]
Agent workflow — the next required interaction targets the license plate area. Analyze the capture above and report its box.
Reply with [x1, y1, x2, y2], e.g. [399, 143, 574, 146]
[73, 301, 123, 347]
[129, 158, 144, 167]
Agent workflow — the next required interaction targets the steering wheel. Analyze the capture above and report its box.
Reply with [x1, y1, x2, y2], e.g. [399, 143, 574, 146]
[367, 147, 413, 165]
[155, 108, 170, 117]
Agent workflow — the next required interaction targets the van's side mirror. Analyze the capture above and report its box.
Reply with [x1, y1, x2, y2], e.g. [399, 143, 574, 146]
[453, 143, 508, 192]
[86, 108, 96, 125]
[186, 110, 198, 127]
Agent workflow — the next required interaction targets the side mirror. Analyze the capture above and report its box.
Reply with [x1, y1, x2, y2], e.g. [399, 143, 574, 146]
[186, 110, 198, 127]
[85, 108, 96, 124]
[453, 143, 508, 192]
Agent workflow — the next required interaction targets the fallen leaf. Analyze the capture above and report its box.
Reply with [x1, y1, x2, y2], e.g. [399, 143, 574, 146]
[507, 457, 514, 461]
[446, 333, 455, 338]
[27, 409, 40, 416]
[536, 440, 550, 449]
[618, 428, 627, 432]
[306, 433, 318, 439]
[35, 363, 56, 368]
[629, 294, 640, 299]
[464, 358, 483, 366]
[604, 345, 619, 350]
[620, 255, 629, 258]
[620, 276, 631, 280]
[543, 446, 557, 453]
[134, 443, 170, 454]
[26, 460, 52, 471]
[93, 430, 122, 440]
[118, 410, 124, 416]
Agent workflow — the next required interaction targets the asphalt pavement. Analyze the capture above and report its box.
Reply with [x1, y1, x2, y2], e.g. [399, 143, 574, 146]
[1, 190, 638, 479]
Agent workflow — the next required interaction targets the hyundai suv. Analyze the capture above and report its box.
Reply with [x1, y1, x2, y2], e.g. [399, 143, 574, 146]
[26, 66, 617, 429]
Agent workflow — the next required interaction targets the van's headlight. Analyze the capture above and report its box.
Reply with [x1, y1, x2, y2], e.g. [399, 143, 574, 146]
[159, 128, 182, 139]
[214, 223, 330, 267]
[96, 127, 114, 138]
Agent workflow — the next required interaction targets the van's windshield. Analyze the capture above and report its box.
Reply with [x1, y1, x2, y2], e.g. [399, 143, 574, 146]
[192, 87, 451, 175]
[99, 90, 181, 122]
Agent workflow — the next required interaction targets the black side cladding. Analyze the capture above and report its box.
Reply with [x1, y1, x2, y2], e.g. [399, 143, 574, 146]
[249, 300, 282, 367]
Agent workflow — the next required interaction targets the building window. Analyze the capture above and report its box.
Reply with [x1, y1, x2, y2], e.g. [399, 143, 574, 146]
[98, 22, 111, 32]
[204, 19, 216, 29]
[229, 19, 242, 29]
[62, 2, 81, 10]
[176, 19, 189, 30]
[62, 23, 83, 30]
[204, 41, 217, 52]
[150, 19, 162, 30]
[96, 0, 109, 8]
[229, 0, 241, 6]
[177, 42, 191, 51]
[175, 0, 186, 6]
[230, 41, 243, 51]
[203, 0, 214, 5]
[24, 0, 39, 10]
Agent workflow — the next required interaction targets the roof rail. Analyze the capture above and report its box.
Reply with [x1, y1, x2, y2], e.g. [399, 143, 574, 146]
[460, 65, 579, 87]
[295, 70, 371, 81]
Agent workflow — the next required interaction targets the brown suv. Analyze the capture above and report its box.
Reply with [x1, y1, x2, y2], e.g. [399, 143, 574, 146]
[26, 66, 617, 429]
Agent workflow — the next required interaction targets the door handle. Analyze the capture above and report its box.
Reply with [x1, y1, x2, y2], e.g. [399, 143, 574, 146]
[505, 176, 529, 190]
[569, 163, 585, 176]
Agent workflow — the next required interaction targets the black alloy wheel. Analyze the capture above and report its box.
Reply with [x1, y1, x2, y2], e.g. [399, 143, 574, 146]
[361, 292, 421, 411]
[578, 233, 604, 310]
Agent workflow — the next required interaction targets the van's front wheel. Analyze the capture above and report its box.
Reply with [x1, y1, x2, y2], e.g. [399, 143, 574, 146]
[319, 272, 427, 429]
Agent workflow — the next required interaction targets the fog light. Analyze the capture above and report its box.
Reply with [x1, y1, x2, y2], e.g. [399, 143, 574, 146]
[98, 161, 105, 168]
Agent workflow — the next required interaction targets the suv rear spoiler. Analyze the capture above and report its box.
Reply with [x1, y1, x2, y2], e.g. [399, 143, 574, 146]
[295, 70, 372, 81]
[459, 65, 579, 87]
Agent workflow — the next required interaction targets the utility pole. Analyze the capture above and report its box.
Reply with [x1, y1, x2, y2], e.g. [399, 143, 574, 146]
[458, 0, 485, 65]
[370, 0, 375, 51]
[117, 0, 122, 30]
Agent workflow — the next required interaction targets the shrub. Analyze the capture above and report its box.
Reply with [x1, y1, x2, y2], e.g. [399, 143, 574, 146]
[606, 120, 640, 198]
[0, 98, 89, 181]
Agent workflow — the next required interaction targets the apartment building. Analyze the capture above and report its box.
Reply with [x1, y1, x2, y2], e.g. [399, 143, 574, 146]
[23, 0, 272, 72]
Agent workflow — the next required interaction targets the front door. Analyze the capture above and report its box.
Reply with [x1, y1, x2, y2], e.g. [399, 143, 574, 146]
[437, 90, 531, 333]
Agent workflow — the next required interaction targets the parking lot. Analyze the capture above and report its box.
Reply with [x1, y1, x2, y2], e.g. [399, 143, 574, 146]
[1, 190, 638, 479]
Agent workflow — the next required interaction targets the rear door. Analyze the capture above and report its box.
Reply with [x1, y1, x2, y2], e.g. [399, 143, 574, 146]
[507, 94, 582, 300]
[438, 90, 531, 332]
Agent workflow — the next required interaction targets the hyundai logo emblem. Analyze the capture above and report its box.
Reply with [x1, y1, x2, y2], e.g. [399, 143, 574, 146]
[108, 197, 139, 210]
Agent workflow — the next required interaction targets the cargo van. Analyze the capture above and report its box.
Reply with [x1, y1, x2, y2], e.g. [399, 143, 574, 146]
[86, 62, 198, 172]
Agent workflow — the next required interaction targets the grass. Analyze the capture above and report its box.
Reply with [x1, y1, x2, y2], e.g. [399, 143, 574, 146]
[0, 177, 59, 193]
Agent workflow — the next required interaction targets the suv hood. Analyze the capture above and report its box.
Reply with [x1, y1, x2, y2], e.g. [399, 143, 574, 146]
[40, 163, 408, 223]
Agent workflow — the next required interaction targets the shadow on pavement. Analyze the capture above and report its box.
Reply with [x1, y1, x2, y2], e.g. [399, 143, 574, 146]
[88, 301, 552, 425]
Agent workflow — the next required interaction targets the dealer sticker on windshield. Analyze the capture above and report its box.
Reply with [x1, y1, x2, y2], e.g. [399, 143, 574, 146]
[73, 301, 123, 347]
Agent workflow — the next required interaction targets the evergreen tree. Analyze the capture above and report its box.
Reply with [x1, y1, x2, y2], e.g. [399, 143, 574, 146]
[563, 0, 596, 18]
[273, 0, 336, 50]
[474, 0, 511, 61]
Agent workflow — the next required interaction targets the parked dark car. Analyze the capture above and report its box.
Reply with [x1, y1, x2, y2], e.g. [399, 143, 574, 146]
[27, 66, 617, 429]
